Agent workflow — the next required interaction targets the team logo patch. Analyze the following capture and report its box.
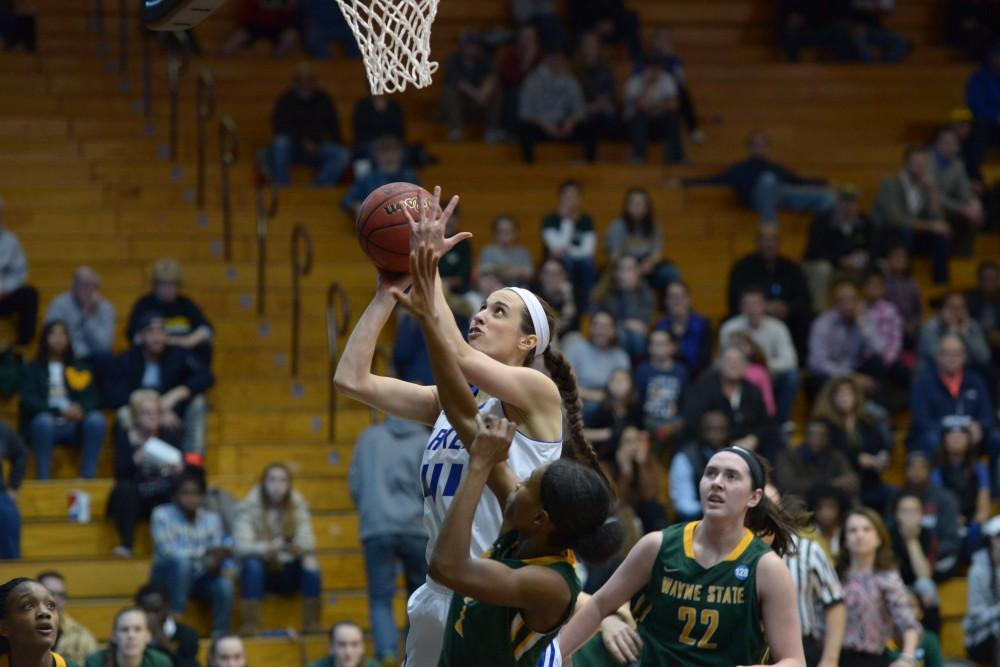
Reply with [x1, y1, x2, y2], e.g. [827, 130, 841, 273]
[734, 565, 750, 581]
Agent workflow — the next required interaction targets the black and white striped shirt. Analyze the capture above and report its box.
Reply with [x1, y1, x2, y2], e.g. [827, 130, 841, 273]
[783, 533, 844, 639]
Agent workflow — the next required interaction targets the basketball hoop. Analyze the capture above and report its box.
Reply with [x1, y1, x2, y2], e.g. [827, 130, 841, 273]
[334, 0, 440, 95]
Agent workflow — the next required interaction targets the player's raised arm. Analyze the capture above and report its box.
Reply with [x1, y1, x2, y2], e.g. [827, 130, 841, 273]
[391, 239, 518, 503]
[404, 188, 562, 417]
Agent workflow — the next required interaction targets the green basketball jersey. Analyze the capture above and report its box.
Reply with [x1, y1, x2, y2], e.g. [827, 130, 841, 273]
[438, 531, 581, 667]
[572, 521, 770, 667]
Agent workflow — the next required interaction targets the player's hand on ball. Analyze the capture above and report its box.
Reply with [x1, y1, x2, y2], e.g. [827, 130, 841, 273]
[468, 413, 515, 469]
[376, 270, 412, 295]
[404, 185, 471, 255]
[600, 614, 642, 665]
[389, 242, 439, 323]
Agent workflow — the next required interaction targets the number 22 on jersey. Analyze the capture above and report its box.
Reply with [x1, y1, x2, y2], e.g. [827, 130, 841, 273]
[677, 607, 719, 649]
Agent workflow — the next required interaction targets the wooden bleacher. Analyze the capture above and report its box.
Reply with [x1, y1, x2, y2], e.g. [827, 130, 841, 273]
[1, 0, 997, 663]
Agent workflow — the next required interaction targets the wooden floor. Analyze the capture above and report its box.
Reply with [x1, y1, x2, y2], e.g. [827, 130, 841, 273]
[0, 0, 996, 662]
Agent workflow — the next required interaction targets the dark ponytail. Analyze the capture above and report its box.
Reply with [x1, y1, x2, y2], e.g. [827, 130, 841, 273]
[516, 294, 611, 491]
[0, 578, 35, 655]
[741, 453, 809, 557]
[540, 460, 624, 564]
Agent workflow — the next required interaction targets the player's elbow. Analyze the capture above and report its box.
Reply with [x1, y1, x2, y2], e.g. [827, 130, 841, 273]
[333, 362, 365, 398]
[427, 556, 467, 590]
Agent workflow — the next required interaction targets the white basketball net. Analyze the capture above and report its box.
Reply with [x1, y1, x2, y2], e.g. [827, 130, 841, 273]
[335, 0, 440, 95]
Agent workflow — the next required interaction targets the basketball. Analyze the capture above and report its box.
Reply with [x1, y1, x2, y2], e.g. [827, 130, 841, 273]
[355, 182, 432, 274]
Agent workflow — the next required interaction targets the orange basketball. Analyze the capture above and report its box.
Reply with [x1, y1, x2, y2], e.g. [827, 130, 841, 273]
[355, 182, 432, 274]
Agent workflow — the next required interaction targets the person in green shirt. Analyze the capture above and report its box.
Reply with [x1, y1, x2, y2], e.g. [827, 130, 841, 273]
[84, 608, 171, 667]
[307, 622, 380, 667]
[389, 232, 622, 667]
[558, 446, 808, 667]
[0, 577, 80, 667]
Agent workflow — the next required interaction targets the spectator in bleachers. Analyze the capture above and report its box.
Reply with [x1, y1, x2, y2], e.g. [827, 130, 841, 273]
[349, 415, 427, 663]
[20, 320, 105, 480]
[567, 0, 641, 60]
[683, 345, 780, 460]
[653, 280, 712, 377]
[44, 267, 115, 363]
[963, 514, 1000, 663]
[517, 47, 596, 163]
[36, 572, 98, 665]
[623, 57, 684, 165]
[669, 410, 729, 523]
[893, 451, 962, 577]
[234, 463, 322, 636]
[299, 0, 359, 59]
[126, 259, 213, 366]
[908, 334, 999, 467]
[965, 42, 1000, 178]
[575, 32, 620, 148]
[437, 209, 472, 296]
[882, 244, 923, 350]
[0, 197, 38, 346]
[838, 0, 911, 63]
[540, 180, 598, 312]
[150, 468, 235, 638]
[808, 484, 851, 560]
[206, 636, 246, 667]
[801, 186, 878, 311]
[813, 376, 893, 512]
[778, 0, 838, 61]
[0, 422, 25, 559]
[564, 309, 630, 408]
[476, 215, 533, 287]
[645, 29, 703, 144]
[83, 607, 171, 667]
[510, 0, 561, 45]
[719, 285, 800, 425]
[109, 314, 214, 456]
[775, 419, 859, 501]
[582, 367, 641, 465]
[967, 259, 1000, 385]
[916, 291, 993, 379]
[107, 390, 183, 559]
[806, 280, 881, 399]
[531, 259, 578, 339]
[603, 188, 678, 291]
[341, 136, 418, 217]
[932, 426, 991, 552]
[726, 332, 777, 417]
[888, 492, 942, 633]
[134, 584, 200, 667]
[439, 31, 502, 143]
[727, 226, 812, 360]
[635, 329, 688, 453]
[221, 0, 298, 56]
[351, 95, 405, 163]
[613, 426, 668, 533]
[267, 63, 350, 188]
[835, 507, 922, 667]
[592, 256, 655, 360]
[497, 25, 541, 133]
[683, 130, 835, 225]
[308, 621, 379, 667]
[946, 0, 1000, 60]
[860, 269, 905, 372]
[929, 125, 985, 253]
[762, 486, 847, 667]
[872, 146, 953, 284]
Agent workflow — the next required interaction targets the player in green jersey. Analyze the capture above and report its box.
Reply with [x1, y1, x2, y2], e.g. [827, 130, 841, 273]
[390, 235, 624, 667]
[558, 447, 806, 667]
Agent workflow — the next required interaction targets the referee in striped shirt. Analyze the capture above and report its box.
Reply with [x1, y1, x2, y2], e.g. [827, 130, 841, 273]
[765, 485, 846, 667]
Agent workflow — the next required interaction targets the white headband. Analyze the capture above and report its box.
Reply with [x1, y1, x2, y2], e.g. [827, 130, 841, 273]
[505, 287, 550, 356]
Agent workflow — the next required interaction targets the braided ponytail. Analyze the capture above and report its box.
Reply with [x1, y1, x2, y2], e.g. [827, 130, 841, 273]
[514, 291, 611, 492]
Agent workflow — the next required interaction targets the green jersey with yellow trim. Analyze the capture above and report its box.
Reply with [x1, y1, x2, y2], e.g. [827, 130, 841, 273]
[572, 521, 770, 667]
[437, 531, 580, 667]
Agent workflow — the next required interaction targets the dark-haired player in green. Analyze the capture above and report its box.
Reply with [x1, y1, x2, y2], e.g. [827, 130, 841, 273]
[389, 230, 623, 667]
[557, 447, 806, 667]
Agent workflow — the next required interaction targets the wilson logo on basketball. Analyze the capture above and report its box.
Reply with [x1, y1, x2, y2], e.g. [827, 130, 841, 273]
[383, 197, 430, 215]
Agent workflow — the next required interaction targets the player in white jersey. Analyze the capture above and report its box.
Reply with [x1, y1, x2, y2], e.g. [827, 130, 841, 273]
[335, 187, 598, 667]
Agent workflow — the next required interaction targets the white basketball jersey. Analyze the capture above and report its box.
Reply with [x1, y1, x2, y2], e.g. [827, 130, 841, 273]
[420, 396, 562, 570]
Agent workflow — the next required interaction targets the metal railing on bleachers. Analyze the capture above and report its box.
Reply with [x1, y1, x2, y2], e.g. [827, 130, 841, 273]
[290, 224, 313, 377]
[255, 176, 277, 316]
[325, 282, 350, 441]
[217, 114, 238, 261]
